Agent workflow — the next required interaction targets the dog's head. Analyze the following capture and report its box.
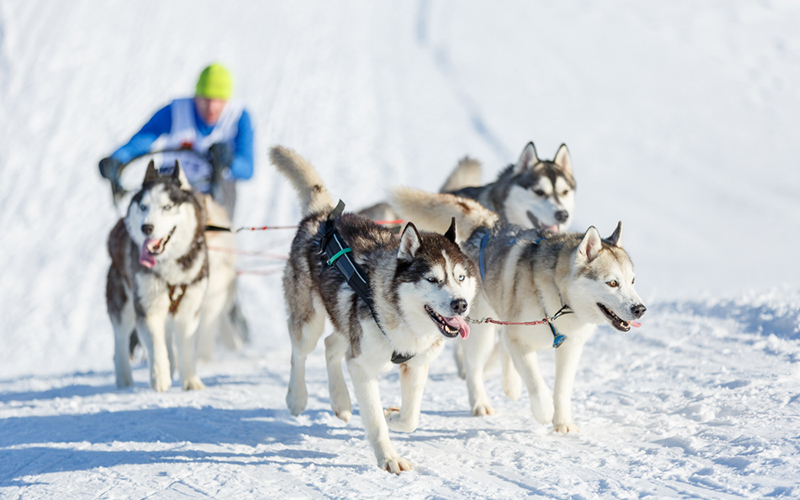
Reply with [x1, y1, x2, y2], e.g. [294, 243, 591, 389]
[503, 142, 576, 233]
[567, 222, 646, 331]
[125, 160, 200, 269]
[393, 218, 478, 339]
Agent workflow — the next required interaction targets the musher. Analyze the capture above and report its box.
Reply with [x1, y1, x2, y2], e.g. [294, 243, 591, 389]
[98, 63, 254, 217]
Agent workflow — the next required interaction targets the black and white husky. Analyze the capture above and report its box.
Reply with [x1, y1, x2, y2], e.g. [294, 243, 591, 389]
[391, 188, 646, 433]
[270, 146, 477, 473]
[106, 161, 208, 392]
[451, 142, 576, 232]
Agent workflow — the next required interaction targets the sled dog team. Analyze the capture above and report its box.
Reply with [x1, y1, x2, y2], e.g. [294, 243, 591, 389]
[106, 142, 646, 473]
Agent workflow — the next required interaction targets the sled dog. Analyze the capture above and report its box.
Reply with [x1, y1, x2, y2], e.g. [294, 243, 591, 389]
[451, 142, 576, 232]
[271, 146, 477, 473]
[106, 161, 208, 392]
[390, 188, 646, 432]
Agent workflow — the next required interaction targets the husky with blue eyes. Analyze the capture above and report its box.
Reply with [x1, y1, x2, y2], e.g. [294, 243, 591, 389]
[271, 146, 478, 474]
[106, 161, 208, 392]
[390, 187, 646, 434]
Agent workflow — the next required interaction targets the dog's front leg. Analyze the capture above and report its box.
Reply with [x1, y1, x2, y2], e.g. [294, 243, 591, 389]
[348, 359, 411, 474]
[173, 291, 206, 391]
[463, 321, 498, 416]
[325, 333, 352, 422]
[384, 361, 429, 432]
[553, 339, 586, 434]
[136, 315, 172, 392]
[503, 328, 554, 425]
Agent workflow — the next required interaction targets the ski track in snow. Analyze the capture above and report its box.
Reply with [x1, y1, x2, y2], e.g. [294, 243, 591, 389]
[1, 1, 799, 498]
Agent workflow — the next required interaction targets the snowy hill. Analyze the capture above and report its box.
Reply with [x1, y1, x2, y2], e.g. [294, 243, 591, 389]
[1, 1, 799, 498]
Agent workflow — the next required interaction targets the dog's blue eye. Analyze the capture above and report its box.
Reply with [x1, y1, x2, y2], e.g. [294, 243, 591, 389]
[164, 205, 172, 211]
[607, 280, 619, 288]
[458, 275, 465, 282]
[139, 204, 147, 212]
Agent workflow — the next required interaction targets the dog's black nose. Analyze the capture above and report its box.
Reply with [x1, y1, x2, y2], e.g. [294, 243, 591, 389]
[554, 210, 569, 223]
[631, 304, 646, 318]
[141, 224, 154, 235]
[451, 298, 468, 315]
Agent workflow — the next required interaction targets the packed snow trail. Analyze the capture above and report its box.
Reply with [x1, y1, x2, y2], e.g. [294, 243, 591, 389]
[1, 1, 799, 498]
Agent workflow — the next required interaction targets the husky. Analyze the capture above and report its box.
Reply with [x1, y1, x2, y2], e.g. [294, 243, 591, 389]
[106, 161, 208, 392]
[270, 146, 477, 473]
[356, 156, 482, 222]
[451, 142, 575, 232]
[390, 188, 646, 433]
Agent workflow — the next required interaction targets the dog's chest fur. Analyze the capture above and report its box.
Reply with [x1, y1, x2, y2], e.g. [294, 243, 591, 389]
[286, 213, 453, 363]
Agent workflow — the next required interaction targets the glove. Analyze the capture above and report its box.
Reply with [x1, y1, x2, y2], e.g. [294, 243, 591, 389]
[208, 142, 233, 171]
[99, 157, 123, 185]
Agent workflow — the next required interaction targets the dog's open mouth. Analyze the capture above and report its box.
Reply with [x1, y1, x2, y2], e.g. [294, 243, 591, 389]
[139, 227, 175, 269]
[526, 211, 559, 233]
[597, 303, 632, 332]
[424, 305, 470, 339]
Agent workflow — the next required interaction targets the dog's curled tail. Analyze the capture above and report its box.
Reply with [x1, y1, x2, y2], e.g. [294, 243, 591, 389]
[439, 156, 482, 193]
[389, 187, 498, 242]
[270, 146, 335, 217]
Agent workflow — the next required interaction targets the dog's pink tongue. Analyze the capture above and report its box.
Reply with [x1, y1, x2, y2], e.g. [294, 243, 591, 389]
[631, 321, 641, 328]
[139, 240, 156, 269]
[444, 316, 470, 339]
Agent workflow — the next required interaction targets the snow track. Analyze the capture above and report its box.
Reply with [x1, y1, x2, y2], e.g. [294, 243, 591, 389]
[1, 1, 799, 498]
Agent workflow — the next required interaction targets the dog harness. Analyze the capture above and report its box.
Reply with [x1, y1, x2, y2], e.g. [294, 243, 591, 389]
[476, 231, 569, 348]
[318, 200, 414, 364]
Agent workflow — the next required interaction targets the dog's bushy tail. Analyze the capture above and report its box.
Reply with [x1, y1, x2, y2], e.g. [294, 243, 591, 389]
[439, 156, 482, 193]
[270, 146, 335, 217]
[389, 187, 498, 242]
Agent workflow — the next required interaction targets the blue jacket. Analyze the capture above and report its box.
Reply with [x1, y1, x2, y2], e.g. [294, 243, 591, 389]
[108, 100, 254, 180]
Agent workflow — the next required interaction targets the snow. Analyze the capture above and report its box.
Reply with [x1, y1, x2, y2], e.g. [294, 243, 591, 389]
[1, 1, 799, 498]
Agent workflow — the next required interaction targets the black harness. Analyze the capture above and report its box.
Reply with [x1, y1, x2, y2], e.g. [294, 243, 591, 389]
[317, 201, 413, 364]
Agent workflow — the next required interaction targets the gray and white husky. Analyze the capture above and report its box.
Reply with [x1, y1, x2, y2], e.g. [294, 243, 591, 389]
[270, 146, 477, 473]
[390, 188, 646, 433]
[106, 161, 208, 392]
[452, 142, 576, 232]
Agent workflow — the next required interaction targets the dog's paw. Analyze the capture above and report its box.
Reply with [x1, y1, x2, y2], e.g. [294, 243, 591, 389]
[286, 388, 307, 416]
[151, 374, 172, 392]
[554, 422, 579, 434]
[384, 407, 417, 432]
[381, 456, 412, 474]
[529, 392, 554, 424]
[503, 375, 522, 401]
[471, 402, 496, 417]
[115, 374, 134, 389]
[335, 410, 352, 423]
[182, 376, 205, 391]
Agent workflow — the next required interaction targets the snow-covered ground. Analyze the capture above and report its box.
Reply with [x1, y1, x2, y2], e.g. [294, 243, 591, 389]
[1, 1, 799, 498]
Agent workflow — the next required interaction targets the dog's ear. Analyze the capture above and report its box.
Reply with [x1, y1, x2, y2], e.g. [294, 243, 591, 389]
[513, 142, 539, 174]
[143, 160, 159, 185]
[444, 217, 457, 244]
[604, 221, 623, 248]
[398, 222, 422, 261]
[171, 160, 192, 189]
[576, 226, 603, 263]
[554, 144, 572, 175]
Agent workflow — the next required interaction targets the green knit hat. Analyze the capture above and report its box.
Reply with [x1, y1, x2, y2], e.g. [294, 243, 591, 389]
[195, 63, 233, 100]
